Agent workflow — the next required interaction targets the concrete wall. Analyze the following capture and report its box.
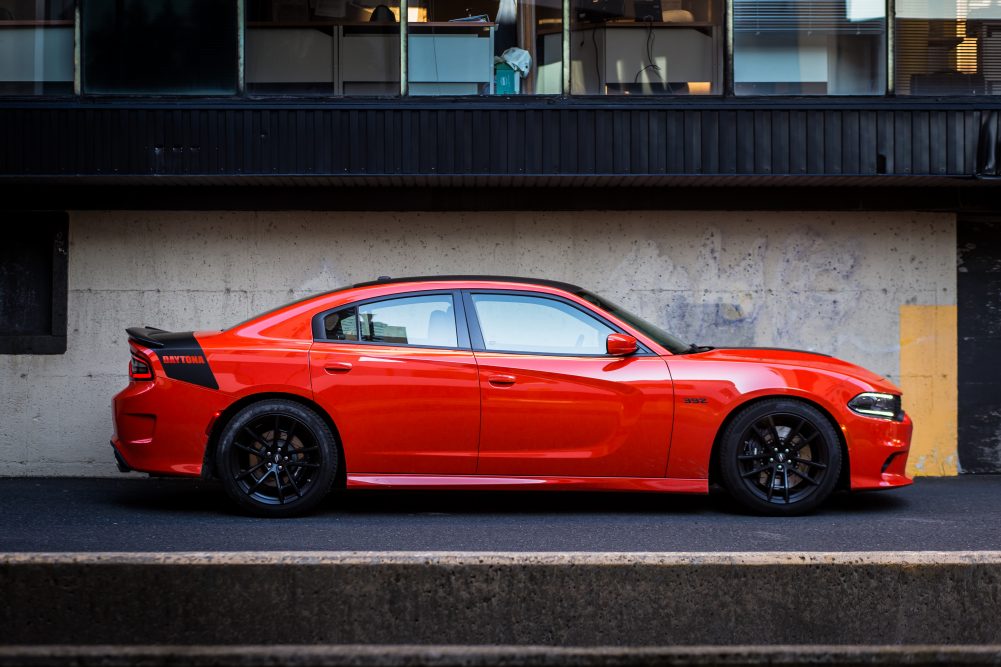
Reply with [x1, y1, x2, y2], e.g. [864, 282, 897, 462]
[0, 210, 957, 476]
[4, 552, 1001, 646]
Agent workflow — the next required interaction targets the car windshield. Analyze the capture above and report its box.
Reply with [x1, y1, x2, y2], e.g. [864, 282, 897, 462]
[576, 290, 693, 354]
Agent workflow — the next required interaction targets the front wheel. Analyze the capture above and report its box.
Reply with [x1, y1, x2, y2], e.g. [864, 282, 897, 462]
[718, 399, 842, 516]
[217, 399, 339, 517]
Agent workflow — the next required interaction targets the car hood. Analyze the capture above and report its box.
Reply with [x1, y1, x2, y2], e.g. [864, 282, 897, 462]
[687, 347, 901, 393]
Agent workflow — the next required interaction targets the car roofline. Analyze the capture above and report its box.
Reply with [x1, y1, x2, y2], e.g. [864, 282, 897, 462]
[226, 277, 586, 331]
[351, 275, 585, 293]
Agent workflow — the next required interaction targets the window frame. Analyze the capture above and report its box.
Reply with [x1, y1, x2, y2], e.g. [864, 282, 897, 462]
[0, 212, 68, 355]
[13, 0, 928, 100]
[311, 289, 471, 350]
[730, 0, 890, 97]
[461, 288, 653, 357]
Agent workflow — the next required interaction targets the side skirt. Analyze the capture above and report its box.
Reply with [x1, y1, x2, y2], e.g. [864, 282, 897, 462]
[345, 475, 708, 493]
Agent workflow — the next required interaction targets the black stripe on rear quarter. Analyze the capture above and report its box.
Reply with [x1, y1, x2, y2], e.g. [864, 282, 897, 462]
[154, 332, 219, 390]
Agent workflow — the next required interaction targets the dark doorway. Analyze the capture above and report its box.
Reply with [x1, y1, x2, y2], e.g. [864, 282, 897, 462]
[0, 213, 67, 355]
[958, 217, 1001, 473]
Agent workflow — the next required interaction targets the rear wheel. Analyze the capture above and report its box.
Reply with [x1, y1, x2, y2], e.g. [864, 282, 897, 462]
[718, 399, 842, 516]
[217, 399, 338, 517]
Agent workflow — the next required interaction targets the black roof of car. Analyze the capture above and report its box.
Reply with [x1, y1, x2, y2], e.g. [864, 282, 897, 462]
[353, 275, 585, 293]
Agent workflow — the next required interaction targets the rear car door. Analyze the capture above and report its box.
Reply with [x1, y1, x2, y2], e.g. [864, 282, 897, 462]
[466, 290, 674, 478]
[309, 290, 481, 474]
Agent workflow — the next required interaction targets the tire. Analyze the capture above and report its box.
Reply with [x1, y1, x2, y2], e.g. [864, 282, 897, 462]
[217, 399, 339, 517]
[718, 399, 842, 516]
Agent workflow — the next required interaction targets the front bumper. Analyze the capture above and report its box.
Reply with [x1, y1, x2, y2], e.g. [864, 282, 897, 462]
[846, 411, 914, 490]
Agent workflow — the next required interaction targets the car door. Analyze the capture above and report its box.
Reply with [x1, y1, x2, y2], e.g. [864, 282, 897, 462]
[309, 290, 481, 474]
[465, 290, 674, 478]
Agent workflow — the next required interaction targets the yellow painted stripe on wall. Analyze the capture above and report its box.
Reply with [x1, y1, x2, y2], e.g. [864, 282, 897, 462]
[899, 305, 958, 476]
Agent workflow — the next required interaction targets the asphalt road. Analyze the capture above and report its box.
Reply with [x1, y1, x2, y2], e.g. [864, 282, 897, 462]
[0, 476, 999, 552]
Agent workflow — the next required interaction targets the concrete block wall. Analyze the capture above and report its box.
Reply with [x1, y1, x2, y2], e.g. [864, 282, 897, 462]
[0, 210, 957, 476]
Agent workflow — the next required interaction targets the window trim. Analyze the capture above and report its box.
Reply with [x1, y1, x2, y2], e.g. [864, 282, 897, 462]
[0, 212, 68, 355]
[311, 289, 471, 351]
[461, 288, 653, 357]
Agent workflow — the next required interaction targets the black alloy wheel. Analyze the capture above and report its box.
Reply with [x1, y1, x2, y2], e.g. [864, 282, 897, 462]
[217, 399, 338, 517]
[719, 399, 842, 516]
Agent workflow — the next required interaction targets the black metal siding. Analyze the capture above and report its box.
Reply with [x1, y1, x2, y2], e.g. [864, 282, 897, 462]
[958, 217, 1001, 473]
[0, 104, 998, 180]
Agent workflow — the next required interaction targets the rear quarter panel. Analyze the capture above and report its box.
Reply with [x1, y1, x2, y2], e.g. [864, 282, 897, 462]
[203, 332, 313, 401]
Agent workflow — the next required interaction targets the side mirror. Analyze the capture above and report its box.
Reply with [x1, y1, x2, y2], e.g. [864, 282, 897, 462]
[606, 333, 638, 356]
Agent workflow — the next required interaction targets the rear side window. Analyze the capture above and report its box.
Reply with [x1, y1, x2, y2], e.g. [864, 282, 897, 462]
[358, 295, 458, 348]
[471, 293, 614, 355]
[323, 306, 358, 341]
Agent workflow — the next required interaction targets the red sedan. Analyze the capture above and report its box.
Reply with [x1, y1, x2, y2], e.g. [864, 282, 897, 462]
[112, 276, 912, 517]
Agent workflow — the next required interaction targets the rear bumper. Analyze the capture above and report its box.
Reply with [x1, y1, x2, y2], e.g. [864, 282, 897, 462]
[111, 376, 229, 477]
[110, 440, 132, 473]
[847, 412, 914, 491]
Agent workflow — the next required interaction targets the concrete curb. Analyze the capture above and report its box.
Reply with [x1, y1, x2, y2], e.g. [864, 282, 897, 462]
[2, 552, 1000, 647]
[1, 645, 1001, 667]
[5, 550, 1001, 565]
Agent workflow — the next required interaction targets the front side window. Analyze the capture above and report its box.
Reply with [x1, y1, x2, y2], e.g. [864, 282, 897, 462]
[358, 294, 458, 347]
[896, 0, 1001, 95]
[733, 0, 886, 95]
[471, 293, 614, 354]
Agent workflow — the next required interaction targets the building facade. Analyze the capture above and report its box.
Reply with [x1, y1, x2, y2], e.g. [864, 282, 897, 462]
[1, 0, 999, 476]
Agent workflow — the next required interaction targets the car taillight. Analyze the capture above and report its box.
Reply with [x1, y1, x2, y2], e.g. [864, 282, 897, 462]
[130, 350, 153, 381]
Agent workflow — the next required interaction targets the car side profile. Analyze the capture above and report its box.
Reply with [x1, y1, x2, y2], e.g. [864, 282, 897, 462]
[112, 276, 913, 517]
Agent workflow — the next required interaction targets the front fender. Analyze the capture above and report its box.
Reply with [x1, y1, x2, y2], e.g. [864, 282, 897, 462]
[663, 357, 874, 480]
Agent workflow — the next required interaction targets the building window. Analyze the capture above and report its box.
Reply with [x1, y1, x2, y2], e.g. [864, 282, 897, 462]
[0, 0, 74, 95]
[733, 0, 886, 95]
[570, 0, 722, 94]
[406, 0, 561, 95]
[246, 0, 400, 95]
[0, 213, 67, 355]
[82, 0, 239, 95]
[896, 0, 1001, 95]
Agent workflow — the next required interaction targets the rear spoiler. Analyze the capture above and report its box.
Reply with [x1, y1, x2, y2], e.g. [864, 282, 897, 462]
[126, 326, 169, 348]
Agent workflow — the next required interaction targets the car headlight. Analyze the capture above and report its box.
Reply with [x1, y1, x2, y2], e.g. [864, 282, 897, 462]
[848, 392, 902, 420]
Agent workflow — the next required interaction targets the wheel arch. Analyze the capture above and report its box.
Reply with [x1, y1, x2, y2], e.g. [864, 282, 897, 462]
[707, 394, 851, 491]
[202, 392, 346, 488]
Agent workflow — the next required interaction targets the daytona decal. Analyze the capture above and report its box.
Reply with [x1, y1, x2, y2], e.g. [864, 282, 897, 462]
[161, 355, 207, 365]
[148, 332, 219, 390]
